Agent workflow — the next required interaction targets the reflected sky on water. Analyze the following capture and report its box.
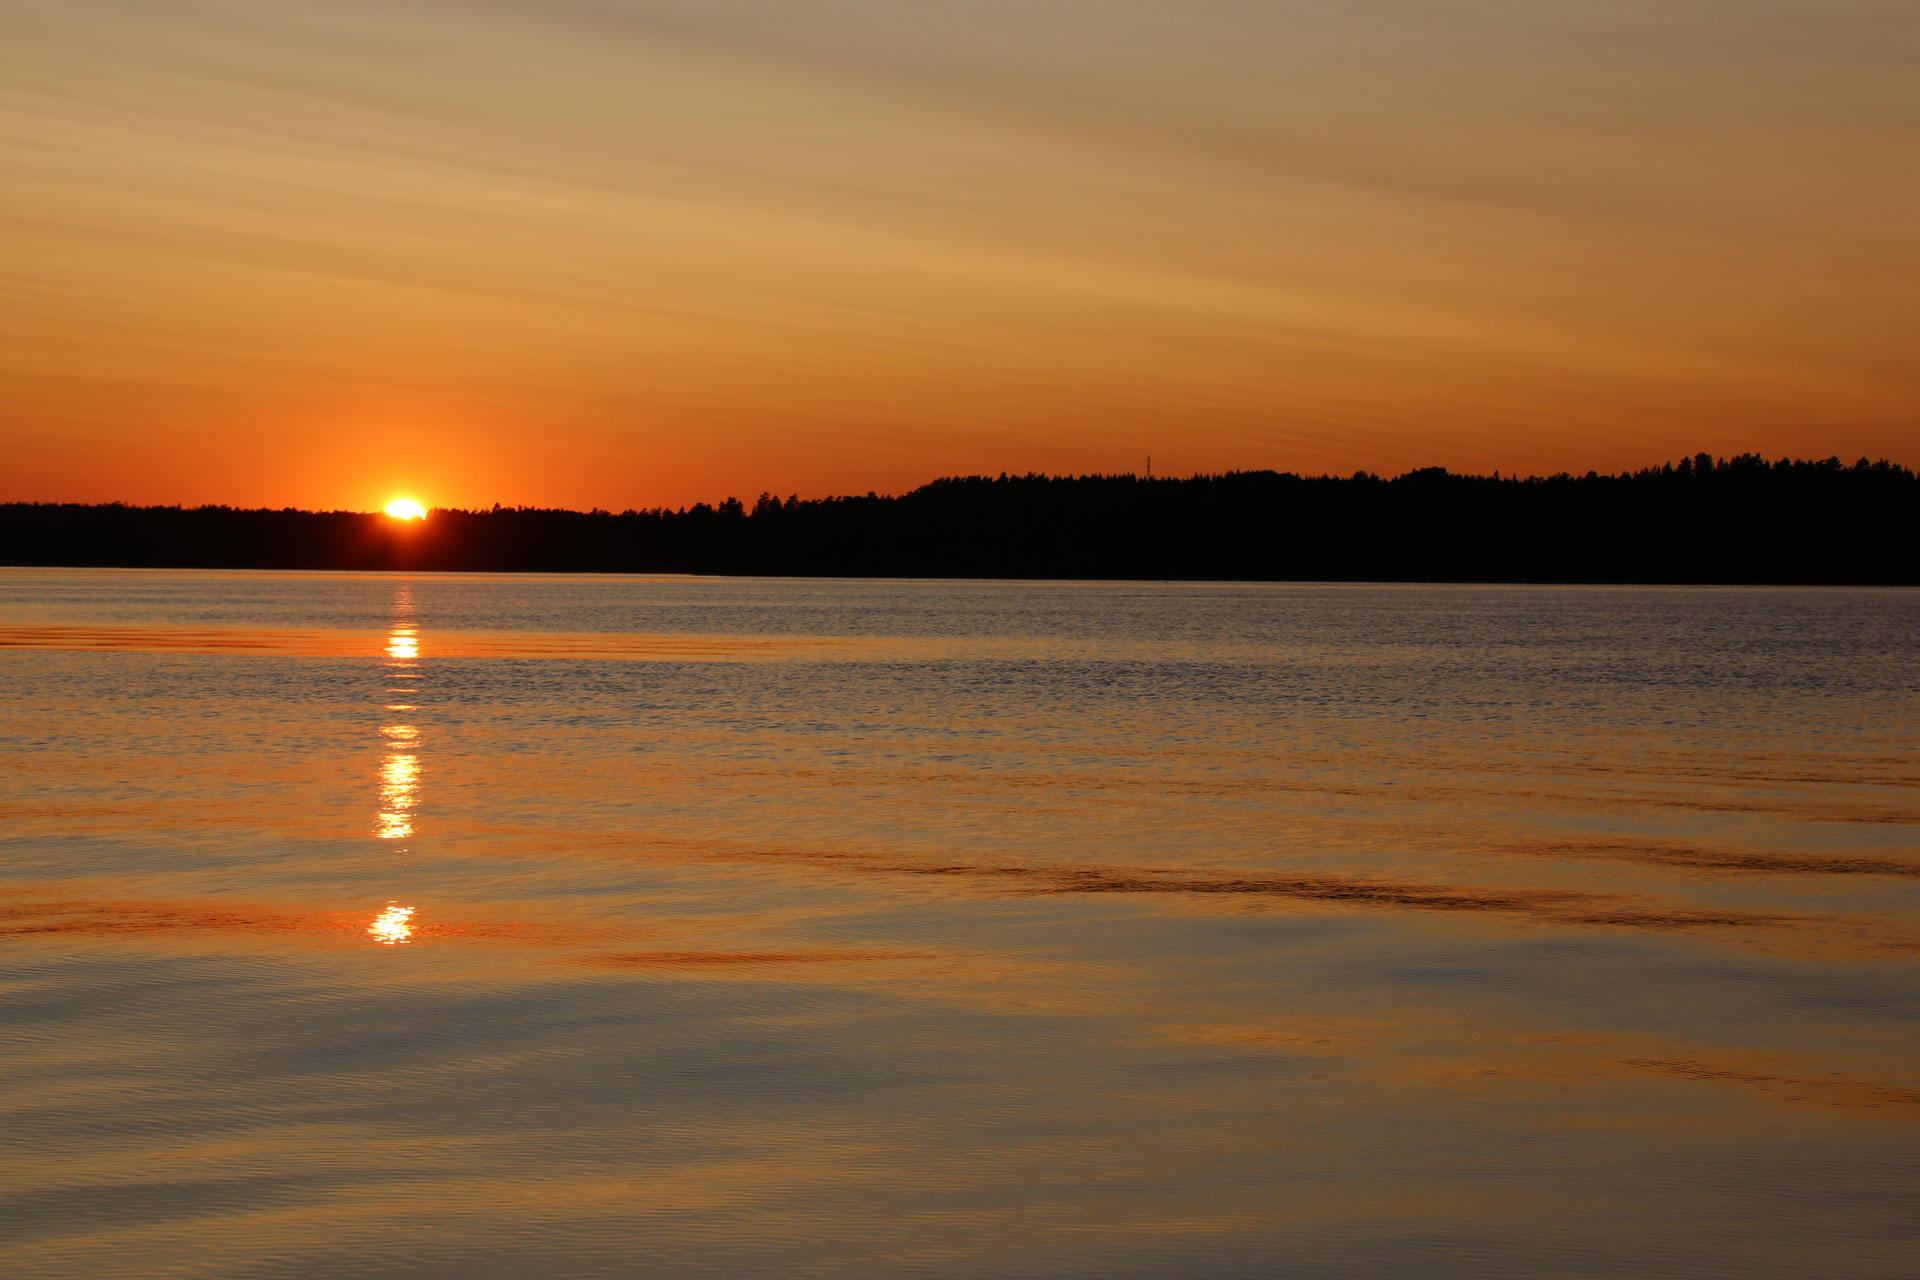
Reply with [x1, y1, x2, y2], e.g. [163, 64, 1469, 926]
[0, 570, 1916, 1278]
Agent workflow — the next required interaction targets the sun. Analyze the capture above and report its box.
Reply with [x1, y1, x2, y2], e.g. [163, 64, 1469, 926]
[384, 498, 427, 520]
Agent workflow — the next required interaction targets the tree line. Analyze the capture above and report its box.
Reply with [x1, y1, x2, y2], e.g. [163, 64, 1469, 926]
[3, 453, 1913, 583]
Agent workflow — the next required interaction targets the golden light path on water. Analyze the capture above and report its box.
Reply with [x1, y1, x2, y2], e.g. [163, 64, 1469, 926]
[373, 587, 419, 940]
[374, 752, 417, 842]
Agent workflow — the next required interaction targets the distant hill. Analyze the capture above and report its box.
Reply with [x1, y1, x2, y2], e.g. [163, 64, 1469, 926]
[3, 453, 1914, 583]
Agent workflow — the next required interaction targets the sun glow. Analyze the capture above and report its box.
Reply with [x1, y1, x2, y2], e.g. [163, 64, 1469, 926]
[385, 498, 426, 520]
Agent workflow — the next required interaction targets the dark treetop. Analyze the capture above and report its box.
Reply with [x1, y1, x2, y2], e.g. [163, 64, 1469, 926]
[4, 453, 1914, 583]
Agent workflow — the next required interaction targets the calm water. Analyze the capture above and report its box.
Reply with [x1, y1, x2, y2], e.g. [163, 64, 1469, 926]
[2, 570, 1917, 1278]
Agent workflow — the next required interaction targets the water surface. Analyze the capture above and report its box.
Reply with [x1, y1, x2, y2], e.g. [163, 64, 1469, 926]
[3, 570, 1916, 1277]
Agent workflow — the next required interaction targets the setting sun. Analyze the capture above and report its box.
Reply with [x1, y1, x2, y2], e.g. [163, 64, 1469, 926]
[384, 499, 426, 520]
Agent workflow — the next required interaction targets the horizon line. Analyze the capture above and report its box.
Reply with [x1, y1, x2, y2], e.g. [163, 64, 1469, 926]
[3, 450, 1913, 517]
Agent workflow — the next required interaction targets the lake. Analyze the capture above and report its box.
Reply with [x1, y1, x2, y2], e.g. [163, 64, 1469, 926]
[2, 570, 1916, 1278]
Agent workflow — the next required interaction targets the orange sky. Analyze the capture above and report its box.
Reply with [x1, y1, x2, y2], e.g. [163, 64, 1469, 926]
[3, 0, 1915, 511]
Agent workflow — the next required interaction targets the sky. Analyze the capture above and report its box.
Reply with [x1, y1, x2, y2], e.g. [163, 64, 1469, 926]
[2, 0, 1915, 511]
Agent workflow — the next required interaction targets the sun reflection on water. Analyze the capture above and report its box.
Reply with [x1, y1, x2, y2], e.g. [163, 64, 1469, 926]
[376, 595, 421, 842]
[376, 753, 419, 840]
[373, 590, 423, 942]
[368, 903, 415, 945]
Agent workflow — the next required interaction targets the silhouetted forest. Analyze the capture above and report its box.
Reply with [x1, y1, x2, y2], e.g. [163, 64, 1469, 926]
[3, 454, 1914, 583]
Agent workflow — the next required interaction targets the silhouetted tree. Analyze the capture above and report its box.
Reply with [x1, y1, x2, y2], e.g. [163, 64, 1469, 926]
[2, 453, 1912, 583]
